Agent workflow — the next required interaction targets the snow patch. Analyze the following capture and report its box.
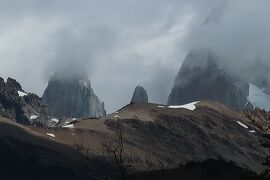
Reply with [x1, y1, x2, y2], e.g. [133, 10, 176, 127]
[17, 91, 27, 97]
[30, 115, 38, 120]
[79, 80, 89, 88]
[46, 133, 55, 138]
[249, 130, 256, 133]
[114, 115, 120, 118]
[237, 121, 248, 129]
[248, 83, 270, 111]
[50, 118, 59, 123]
[244, 101, 249, 107]
[168, 101, 199, 111]
[158, 105, 166, 108]
[63, 124, 74, 128]
[233, 82, 241, 89]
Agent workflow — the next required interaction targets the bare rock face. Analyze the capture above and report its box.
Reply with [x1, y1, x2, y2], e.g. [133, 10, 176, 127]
[131, 86, 148, 103]
[42, 71, 106, 118]
[244, 108, 270, 134]
[168, 50, 252, 110]
[0, 77, 48, 124]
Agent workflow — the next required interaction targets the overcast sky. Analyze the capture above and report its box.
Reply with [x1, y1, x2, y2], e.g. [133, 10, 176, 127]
[0, 0, 269, 112]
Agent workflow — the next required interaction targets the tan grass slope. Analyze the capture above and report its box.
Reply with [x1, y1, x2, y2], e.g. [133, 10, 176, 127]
[1, 100, 270, 179]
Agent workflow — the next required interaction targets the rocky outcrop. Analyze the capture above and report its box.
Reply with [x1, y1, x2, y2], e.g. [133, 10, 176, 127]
[131, 86, 148, 103]
[244, 108, 270, 134]
[168, 50, 253, 110]
[0, 77, 48, 124]
[42, 71, 106, 118]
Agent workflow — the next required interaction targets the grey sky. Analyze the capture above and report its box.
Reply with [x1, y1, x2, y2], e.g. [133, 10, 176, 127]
[0, 0, 269, 112]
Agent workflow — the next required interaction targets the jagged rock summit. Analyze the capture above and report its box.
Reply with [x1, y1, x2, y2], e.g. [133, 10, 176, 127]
[168, 50, 252, 110]
[0, 77, 48, 124]
[42, 70, 106, 118]
[131, 85, 148, 103]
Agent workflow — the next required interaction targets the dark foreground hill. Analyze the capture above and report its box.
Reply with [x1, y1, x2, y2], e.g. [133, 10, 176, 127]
[129, 159, 270, 180]
[0, 117, 116, 180]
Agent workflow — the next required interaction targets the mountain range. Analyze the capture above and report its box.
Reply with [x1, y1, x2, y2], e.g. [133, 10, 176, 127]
[1, 49, 270, 179]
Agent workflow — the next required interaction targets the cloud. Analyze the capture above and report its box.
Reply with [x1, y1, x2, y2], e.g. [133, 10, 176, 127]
[186, 0, 270, 82]
[0, 0, 195, 112]
[0, 0, 269, 112]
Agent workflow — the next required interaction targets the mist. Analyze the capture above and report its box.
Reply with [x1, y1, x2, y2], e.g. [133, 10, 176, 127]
[186, 0, 270, 83]
[0, 0, 269, 112]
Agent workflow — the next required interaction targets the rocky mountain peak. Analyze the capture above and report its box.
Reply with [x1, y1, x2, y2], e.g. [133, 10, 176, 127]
[0, 77, 5, 87]
[174, 50, 221, 87]
[0, 77, 49, 125]
[180, 49, 217, 68]
[131, 85, 148, 103]
[50, 67, 92, 90]
[6, 77, 23, 91]
[168, 49, 252, 110]
[42, 71, 106, 118]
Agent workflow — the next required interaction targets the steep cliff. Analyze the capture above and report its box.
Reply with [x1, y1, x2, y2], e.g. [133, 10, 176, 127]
[42, 72, 106, 118]
[168, 50, 252, 110]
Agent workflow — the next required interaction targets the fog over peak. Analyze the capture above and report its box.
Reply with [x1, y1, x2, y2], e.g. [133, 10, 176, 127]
[187, 0, 270, 81]
[0, 0, 269, 112]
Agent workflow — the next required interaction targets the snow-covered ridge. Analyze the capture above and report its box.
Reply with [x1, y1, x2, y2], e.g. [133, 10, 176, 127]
[248, 83, 270, 111]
